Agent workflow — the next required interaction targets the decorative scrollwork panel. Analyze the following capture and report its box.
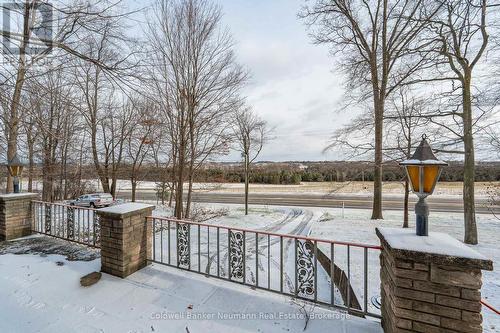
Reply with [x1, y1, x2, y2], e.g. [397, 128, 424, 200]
[67, 207, 75, 239]
[296, 240, 315, 297]
[94, 213, 101, 246]
[177, 223, 190, 268]
[44, 204, 52, 234]
[229, 231, 244, 280]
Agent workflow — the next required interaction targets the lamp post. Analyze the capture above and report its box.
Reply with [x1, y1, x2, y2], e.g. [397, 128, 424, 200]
[7, 154, 25, 194]
[400, 135, 447, 236]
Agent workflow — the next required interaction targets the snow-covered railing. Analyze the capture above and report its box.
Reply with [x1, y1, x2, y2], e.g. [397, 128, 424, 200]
[147, 216, 382, 319]
[32, 201, 101, 248]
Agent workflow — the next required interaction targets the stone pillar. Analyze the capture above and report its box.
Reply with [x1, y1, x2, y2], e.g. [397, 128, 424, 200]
[0, 193, 40, 241]
[97, 203, 155, 278]
[377, 227, 493, 333]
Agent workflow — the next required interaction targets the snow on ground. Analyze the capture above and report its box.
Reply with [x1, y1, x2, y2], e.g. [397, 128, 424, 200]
[151, 204, 337, 307]
[0, 249, 381, 333]
[28, 179, 497, 197]
[2, 200, 497, 332]
[307, 207, 500, 333]
[153, 203, 499, 332]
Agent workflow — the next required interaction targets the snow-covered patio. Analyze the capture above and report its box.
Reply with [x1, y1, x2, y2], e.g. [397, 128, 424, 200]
[0, 237, 382, 333]
[154, 203, 500, 333]
[2, 201, 498, 332]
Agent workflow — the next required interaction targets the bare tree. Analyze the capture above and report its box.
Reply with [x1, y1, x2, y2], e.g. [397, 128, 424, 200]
[24, 67, 78, 201]
[232, 105, 270, 215]
[72, 17, 135, 197]
[300, 0, 442, 219]
[151, 128, 173, 206]
[385, 91, 429, 228]
[126, 99, 159, 202]
[0, 0, 132, 193]
[21, 114, 39, 192]
[328, 88, 429, 227]
[146, 0, 247, 219]
[422, 0, 496, 244]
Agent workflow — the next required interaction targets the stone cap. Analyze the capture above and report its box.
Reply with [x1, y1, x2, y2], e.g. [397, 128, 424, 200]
[97, 202, 155, 218]
[0, 192, 40, 201]
[376, 227, 493, 271]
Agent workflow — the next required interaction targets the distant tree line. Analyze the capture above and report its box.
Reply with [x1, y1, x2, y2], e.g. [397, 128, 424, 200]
[11, 162, 499, 189]
[177, 162, 500, 184]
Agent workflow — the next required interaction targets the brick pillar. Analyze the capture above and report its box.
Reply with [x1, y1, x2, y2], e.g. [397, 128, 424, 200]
[97, 203, 155, 278]
[0, 193, 40, 241]
[377, 227, 493, 333]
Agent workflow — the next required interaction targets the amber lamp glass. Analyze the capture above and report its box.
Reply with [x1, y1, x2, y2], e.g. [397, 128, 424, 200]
[6, 154, 25, 193]
[400, 135, 447, 236]
[7, 154, 24, 177]
[400, 136, 447, 198]
[406, 165, 441, 195]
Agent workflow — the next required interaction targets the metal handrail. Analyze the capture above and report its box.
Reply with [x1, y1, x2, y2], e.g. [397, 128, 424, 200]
[32, 200, 99, 211]
[147, 216, 382, 250]
[146, 215, 382, 319]
[32, 200, 101, 248]
[482, 300, 500, 315]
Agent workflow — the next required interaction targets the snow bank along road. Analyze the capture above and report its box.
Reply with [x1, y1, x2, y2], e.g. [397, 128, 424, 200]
[119, 190, 499, 214]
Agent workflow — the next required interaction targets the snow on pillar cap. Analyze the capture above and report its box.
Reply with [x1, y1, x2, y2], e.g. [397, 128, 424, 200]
[376, 227, 492, 271]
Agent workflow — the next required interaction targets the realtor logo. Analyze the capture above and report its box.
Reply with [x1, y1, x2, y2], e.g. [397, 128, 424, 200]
[2, 2, 53, 55]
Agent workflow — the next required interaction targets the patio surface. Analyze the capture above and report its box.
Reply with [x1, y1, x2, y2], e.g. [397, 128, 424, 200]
[0, 236, 382, 333]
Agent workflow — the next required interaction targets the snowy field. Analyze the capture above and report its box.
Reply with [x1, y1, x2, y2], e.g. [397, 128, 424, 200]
[26, 179, 498, 197]
[152, 203, 500, 332]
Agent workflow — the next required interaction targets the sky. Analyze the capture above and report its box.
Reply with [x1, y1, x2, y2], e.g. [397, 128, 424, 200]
[127, 0, 351, 162]
[211, 0, 347, 162]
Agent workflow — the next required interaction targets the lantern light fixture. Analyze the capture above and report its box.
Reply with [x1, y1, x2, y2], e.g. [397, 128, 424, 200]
[6, 153, 25, 193]
[400, 135, 448, 236]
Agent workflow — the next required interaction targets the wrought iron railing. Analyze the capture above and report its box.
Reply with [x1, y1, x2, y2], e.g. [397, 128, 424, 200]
[147, 216, 382, 318]
[32, 201, 101, 248]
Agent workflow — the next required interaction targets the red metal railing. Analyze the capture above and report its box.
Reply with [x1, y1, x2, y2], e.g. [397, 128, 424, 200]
[32, 200, 101, 248]
[147, 216, 382, 318]
[482, 300, 500, 315]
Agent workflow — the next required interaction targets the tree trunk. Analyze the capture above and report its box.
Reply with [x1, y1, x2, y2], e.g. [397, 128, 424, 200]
[403, 137, 412, 228]
[131, 178, 137, 202]
[185, 145, 195, 218]
[244, 153, 249, 215]
[91, 126, 110, 193]
[169, 182, 174, 207]
[169, 151, 176, 208]
[27, 134, 34, 193]
[403, 180, 409, 228]
[161, 182, 166, 205]
[175, 147, 185, 219]
[185, 177, 193, 218]
[110, 175, 117, 197]
[462, 74, 477, 245]
[42, 149, 53, 201]
[371, 95, 384, 219]
[62, 142, 69, 199]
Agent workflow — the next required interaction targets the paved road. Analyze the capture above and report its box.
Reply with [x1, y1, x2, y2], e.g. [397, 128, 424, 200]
[117, 190, 500, 214]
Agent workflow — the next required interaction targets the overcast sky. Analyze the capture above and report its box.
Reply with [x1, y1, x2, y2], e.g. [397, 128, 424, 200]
[212, 0, 350, 162]
[128, 0, 353, 161]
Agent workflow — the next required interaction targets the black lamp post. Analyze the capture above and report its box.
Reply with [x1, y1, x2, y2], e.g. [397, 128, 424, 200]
[400, 135, 447, 236]
[7, 154, 25, 193]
